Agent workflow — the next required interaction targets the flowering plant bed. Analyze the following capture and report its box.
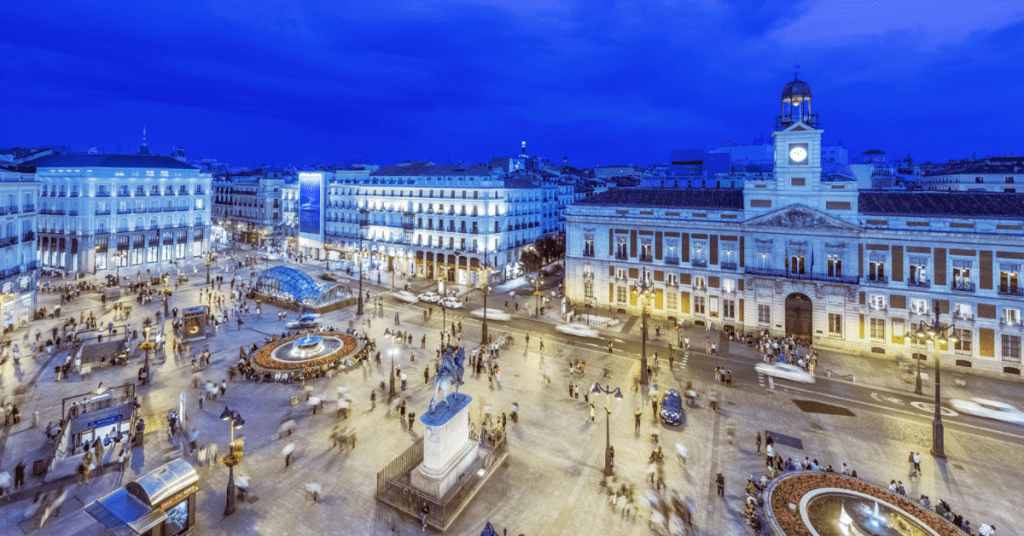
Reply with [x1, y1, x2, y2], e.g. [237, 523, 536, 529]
[766, 472, 961, 536]
[250, 332, 360, 371]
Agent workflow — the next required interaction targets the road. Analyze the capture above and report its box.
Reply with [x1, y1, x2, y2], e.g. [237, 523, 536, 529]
[385, 291, 1024, 443]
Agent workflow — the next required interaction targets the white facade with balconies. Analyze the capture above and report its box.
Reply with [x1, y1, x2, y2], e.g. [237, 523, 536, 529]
[25, 154, 212, 276]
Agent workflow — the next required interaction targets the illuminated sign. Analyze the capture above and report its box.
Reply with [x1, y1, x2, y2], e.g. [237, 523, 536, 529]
[299, 173, 323, 236]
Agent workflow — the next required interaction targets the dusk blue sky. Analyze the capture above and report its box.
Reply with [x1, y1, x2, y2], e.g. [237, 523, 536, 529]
[2, 1, 1022, 168]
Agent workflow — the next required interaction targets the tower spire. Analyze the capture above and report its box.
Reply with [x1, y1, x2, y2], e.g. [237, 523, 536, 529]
[138, 125, 151, 155]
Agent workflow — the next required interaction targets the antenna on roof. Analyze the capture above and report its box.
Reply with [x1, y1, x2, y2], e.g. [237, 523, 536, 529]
[138, 126, 151, 156]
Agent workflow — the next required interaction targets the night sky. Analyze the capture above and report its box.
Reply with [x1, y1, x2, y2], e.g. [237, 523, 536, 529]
[1, 1, 1022, 168]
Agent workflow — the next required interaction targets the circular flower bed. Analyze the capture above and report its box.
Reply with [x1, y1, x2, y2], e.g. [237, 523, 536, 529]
[766, 472, 960, 536]
[250, 332, 360, 371]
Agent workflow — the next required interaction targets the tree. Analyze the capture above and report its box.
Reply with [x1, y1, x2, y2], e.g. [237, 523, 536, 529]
[520, 247, 543, 274]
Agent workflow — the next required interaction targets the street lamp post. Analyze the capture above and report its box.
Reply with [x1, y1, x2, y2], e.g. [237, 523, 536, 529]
[205, 254, 212, 285]
[914, 299, 957, 459]
[481, 254, 492, 345]
[529, 276, 543, 317]
[357, 238, 365, 316]
[139, 325, 153, 386]
[633, 267, 654, 385]
[389, 334, 398, 399]
[591, 383, 623, 476]
[219, 407, 245, 516]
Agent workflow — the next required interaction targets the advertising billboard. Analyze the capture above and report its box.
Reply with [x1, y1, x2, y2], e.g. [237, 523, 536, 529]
[299, 174, 321, 236]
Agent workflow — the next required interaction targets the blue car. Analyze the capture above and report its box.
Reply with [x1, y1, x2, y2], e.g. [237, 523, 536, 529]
[660, 389, 683, 425]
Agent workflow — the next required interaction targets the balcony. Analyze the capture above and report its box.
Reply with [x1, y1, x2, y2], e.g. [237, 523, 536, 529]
[908, 279, 930, 288]
[953, 312, 974, 322]
[27, 261, 37, 270]
[691, 259, 708, 268]
[744, 266, 859, 285]
[614, 252, 628, 260]
[0, 207, 7, 216]
[951, 281, 976, 293]
[639, 254, 654, 263]
[96, 192, 111, 198]
[0, 236, 17, 248]
[117, 208, 132, 215]
[70, 191, 80, 197]
[0, 266, 21, 278]
[720, 261, 737, 270]
[23, 205, 34, 212]
[664, 256, 679, 265]
[22, 231, 34, 242]
[866, 275, 888, 285]
[401, 222, 415, 230]
[69, 210, 79, 216]
[582, 250, 595, 258]
[96, 209, 111, 216]
[6, 206, 17, 214]
[999, 285, 1024, 297]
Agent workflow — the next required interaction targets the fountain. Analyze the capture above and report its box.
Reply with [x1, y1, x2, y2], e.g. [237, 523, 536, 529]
[250, 331, 362, 372]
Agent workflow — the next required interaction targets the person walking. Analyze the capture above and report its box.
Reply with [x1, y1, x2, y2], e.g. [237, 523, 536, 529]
[908, 451, 916, 477]
[634, 409, 642, 433]
[370, 390, 376, 411]
[913, 452, 922, 475]
[539, 338, 544, 351]
[209, 442, 218, 469]
[283, 442, 295, 468]
[420, 501, 430, 531]
[756, 432, 762, 454]
[14, 460, 25, 489]
[716, 472, 725, 497]
[589, 403, 595, 423]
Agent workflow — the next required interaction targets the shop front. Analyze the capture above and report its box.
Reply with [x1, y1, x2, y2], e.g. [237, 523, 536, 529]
[86, 458, 200, 536]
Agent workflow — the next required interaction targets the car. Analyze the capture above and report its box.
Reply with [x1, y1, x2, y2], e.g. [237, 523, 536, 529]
[286, 313, 321, 330]
[660, 389, 683, 425]
[950, 398, 1024, 425]
[554, 323, 600, 339]
[440, 297, 463, 309]
[754, 363, 816, 384]
[418, 292, 440, 303]
[393, 290, 419, 303]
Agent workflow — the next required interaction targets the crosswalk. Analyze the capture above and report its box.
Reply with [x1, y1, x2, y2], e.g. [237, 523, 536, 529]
[757, 371, 766, 388]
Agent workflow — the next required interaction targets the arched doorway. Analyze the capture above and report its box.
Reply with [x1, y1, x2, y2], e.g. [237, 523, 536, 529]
[785, 293, 813, 338]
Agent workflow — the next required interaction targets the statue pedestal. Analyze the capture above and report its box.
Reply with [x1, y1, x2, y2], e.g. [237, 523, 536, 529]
[412, 393, 478, 499]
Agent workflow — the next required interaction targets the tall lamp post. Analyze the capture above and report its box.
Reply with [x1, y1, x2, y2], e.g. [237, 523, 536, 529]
[529, 276, 543, 317]
[632, 267, 654, 385]
[356, 237, 365, 316]
[205, 253, 213, 285]
[591, 383, 623, 476]
[914, 299, 957, 459]
[220, 407, 245, 516]
[389, 333, 398, 399]
[138, 325, 153, 386]
[481, 252, 492, 345]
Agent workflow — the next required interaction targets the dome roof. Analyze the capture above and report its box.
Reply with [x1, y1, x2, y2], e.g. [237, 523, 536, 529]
[781, 75, 812, 102]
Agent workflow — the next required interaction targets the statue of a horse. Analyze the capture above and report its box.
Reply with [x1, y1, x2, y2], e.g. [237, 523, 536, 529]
[429, 345, 466, 413]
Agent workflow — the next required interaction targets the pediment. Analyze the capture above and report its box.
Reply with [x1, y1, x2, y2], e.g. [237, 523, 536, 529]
[745, 204, 861, 232]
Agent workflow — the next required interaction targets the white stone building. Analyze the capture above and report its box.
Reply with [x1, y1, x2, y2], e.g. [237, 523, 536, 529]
[212, 169, 288, 246]
[321, 162, 561, 285]
[25, 154, 212, 275]
[0, 164, 38, 327]
[565, 77, 1024, 376]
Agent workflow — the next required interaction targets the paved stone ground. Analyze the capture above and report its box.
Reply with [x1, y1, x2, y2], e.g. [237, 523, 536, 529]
[0, 255, 1017, 535]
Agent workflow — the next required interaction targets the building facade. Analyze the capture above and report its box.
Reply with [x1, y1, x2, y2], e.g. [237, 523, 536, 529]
[318, 162, 560, 286]
[0, 165, 38, 328]
[565, 77, 1024, 375]
[212, 169, 287, 247]
[26, 154, 212, 275]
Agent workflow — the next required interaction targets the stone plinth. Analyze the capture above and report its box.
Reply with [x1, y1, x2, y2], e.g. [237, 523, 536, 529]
[412, 393, 478, 499]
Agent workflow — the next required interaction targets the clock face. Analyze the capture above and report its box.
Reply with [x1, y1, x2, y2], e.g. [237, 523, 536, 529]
[789, 146, 807, 163]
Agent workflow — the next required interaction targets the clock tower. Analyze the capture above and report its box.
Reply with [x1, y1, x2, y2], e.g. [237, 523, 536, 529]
[744, 74, 858, 218]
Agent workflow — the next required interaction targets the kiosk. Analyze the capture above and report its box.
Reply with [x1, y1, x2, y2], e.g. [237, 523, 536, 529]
[86, 458, 200, 536]
[180, 306, 209, 342]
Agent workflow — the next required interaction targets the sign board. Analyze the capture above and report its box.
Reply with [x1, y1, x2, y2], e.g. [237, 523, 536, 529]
[298, 172, 325, 250]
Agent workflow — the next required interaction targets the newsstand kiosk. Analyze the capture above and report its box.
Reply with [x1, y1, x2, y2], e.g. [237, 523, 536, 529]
[85, 458, 199, 535]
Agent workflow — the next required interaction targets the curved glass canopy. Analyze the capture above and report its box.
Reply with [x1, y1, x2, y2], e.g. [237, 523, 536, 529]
[253, 266, 351, 307]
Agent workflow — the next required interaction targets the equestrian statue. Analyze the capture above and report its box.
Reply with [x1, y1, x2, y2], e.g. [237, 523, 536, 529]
[428, 344, 466, 413]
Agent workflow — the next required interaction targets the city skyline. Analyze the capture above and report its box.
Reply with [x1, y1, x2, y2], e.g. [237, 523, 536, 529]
[2, 0, 1023, 168]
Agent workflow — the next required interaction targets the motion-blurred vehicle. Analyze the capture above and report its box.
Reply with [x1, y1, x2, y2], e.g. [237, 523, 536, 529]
[950, 398, 1024, 425]
[418, 292, 440, 303]
[440, 297, 463, 309]
[287, 313, 321, 330]
[754, 363, 816, 384]
[554, 323, 600, 338]
[660, 389, 683, 425]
